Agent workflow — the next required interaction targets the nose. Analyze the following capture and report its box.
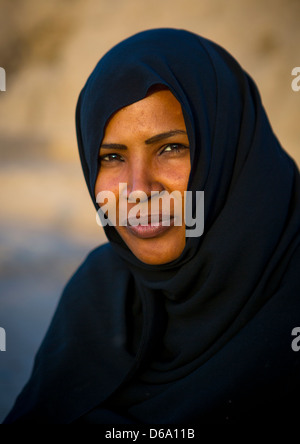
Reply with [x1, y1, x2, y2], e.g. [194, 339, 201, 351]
[120, 159, 164, 202]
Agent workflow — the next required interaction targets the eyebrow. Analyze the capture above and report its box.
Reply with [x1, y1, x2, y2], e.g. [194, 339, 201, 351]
[99, 129, 187, 150]
[145, 129, 187, 145]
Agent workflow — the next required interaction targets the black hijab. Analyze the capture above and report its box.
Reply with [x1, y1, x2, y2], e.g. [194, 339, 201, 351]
[4, 28, 300, 424]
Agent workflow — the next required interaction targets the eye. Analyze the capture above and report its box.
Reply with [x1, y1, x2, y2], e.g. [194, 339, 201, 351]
[160, 143, 189, 155]
[98, 153, 124, 163]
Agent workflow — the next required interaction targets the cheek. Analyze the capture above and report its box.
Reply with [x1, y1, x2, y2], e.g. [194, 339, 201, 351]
[95, 173, 119, 198]
[94, 173, 121, 221]
[162, 162, 191, 193]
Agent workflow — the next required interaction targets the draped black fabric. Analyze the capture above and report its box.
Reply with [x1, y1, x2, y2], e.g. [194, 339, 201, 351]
[3, 28, 300, 424]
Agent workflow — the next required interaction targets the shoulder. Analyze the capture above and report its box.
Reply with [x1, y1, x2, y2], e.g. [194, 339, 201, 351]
[2, 243, 132, 424]
[50, 242, 130, 323]
[72, 242, 124, 277]
[78, 241, 124, 272]
[63, 243, 126, 296]
[35, 241, 131, 360]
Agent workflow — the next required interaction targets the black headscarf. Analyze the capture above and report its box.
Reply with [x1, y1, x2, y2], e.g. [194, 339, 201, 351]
[4, 28, 300, 424]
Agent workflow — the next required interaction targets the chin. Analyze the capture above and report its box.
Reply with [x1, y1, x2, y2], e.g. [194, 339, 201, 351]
[116, 226, 186, 265]
[126, 238, 185, 265]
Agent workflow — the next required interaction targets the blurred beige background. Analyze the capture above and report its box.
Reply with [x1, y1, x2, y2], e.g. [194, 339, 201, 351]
[0, 0, 299, 422]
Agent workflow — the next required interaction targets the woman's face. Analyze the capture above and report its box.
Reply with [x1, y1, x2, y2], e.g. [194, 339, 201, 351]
[95, 89, 191, 265]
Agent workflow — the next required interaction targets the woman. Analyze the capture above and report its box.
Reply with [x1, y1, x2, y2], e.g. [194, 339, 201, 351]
[4, 28, 300, 424]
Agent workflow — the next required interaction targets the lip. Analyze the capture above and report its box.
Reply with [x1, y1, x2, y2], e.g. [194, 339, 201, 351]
[125, 215, 175, 239]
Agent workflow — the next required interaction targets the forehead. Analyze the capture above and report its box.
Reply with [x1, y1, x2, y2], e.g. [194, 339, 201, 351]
[103, 89, 186, 138]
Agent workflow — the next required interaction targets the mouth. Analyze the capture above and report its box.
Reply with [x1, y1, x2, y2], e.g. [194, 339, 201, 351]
[125, 214, 175, 239]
